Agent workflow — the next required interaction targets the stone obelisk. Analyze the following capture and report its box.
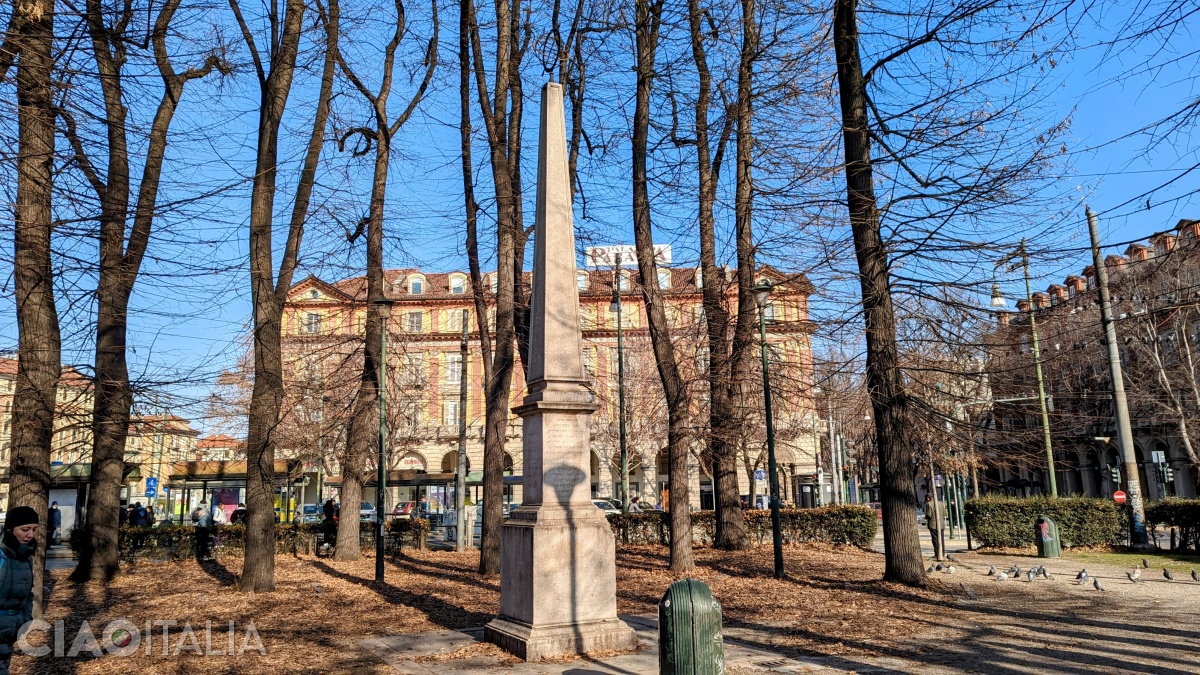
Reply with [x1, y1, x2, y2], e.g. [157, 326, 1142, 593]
[484, 82, 637, 661]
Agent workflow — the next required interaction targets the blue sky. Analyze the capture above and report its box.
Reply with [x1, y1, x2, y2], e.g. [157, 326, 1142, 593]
[0, 1, 1195, 435]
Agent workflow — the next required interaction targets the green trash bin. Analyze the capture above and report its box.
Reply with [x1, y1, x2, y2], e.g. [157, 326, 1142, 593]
[1035, 515, 1061, 558]
[659, 578, 724, 674]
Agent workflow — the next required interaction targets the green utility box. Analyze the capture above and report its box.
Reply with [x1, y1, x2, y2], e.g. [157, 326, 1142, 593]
[1035, 515, 1062, 558]
[659, 579, 724, 674]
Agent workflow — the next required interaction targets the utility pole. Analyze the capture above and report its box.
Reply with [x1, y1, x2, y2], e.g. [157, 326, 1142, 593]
[456, 309, 470, 551]
[995, 242, 1058, 496]
[1086, 206, 1149, 546]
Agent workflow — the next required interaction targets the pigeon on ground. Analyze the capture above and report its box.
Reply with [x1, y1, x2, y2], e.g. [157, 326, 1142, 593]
[1127, 571, 1142, 583]
[995, 571, 1009, 581]
[927, 564, 937, 574]
[1039, 566, 1050, 579]
[947, 553, 959, 563]
[1027, 569, 1037, 582]
[935, 562, 945, 572]
[946, 565, 957, 574]
[1164, 569, 1176, 581]
[1191, 568, 1198, 582]
[1143, 558, 1151, 569]
[1009, 565, 1021, 577]
[1076, 569, 1089, 583]
[987, 565, 996, 576]
[1093, 577, 1104, 591]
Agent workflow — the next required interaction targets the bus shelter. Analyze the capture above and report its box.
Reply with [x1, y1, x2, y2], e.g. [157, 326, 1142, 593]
[165, 459, 304, 525]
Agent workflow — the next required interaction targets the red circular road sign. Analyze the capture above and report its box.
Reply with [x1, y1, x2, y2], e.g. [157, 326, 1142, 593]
[1113, 490, 1127, 504]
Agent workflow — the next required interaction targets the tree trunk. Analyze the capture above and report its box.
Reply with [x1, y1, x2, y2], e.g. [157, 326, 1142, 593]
[237, 0, 313, 592]
[723, 0, 763, 545]
[72, 0, 222, 583]
[832, 0, 924, 585]
[687, 0, 745, 551]
[467, 0, 526, 575]
[633, 0, 692, 572]
[9, 0, 58, 616]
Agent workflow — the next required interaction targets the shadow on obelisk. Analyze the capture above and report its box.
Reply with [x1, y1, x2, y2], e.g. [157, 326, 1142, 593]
[549, 464, 585, 652]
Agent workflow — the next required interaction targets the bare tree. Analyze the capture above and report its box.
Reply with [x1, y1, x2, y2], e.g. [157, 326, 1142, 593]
[831, 0, 923, 584]
[463, 0, 532, 575]
[632, 0, 693, 572]
[3, 0, 59, 614]
[331, 0, 437, 560]
[67, 0, 229, 583]
[231, 0, 337, 591]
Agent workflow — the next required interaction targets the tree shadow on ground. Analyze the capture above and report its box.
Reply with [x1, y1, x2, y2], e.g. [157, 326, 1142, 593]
[199, 558, 239, 587]
[310, 560, 492, 629]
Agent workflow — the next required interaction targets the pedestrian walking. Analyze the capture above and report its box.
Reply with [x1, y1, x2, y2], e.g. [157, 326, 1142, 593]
[0, 506, 38, 674]
[230, 503, 247, 525]
[627, 497, 643, 513]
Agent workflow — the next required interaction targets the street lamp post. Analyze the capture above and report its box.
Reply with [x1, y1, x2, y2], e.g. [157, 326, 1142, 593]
[372, 297, 395, 582]
[611, 255, 630, 513]
[456, 309, 470, 551]
[993, 239, 1058, 497]
[753, 282, 784, 579]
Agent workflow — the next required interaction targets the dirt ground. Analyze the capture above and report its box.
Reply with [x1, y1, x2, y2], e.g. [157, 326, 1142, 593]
[13, 545, 1200, 674]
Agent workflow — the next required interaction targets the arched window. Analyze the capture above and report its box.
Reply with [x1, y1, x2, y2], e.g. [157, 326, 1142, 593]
[398, 452, 427, 472]
[450, 274, 467, 295]
[441, 451, 469, 472]
[503, 452, 515, 475]
[616, 271, 630, 291]
[657, 269, 671, 289]
[409, 275, 426, 295]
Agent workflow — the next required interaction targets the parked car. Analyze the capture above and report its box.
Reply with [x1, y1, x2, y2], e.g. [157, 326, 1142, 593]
[293, 504, 322, 524]
[867, 501, 883, 521]
[391, 501, 417, 519]
[592, 499, 620, 516]
[359, 501, 378, 524]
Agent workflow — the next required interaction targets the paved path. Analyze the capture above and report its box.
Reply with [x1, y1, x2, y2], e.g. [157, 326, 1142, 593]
[362, 615, 923, 674]
[872, 527, 969, 557]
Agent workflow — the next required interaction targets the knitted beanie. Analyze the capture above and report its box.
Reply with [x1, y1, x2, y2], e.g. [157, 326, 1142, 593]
[5, 506, 39, 530]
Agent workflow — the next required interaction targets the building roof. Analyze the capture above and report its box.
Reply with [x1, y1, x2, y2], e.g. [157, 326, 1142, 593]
[198, 434, 244, 449]
[0, 357, 91, 387]
[293, 265, 814, 302]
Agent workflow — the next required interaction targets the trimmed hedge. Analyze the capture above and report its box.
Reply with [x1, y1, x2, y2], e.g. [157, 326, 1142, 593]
[1145, 498, 1200, 551]
[69, 518, 431, 561]
[965, 496, 1127, 548]
[606, 505, 877, 549]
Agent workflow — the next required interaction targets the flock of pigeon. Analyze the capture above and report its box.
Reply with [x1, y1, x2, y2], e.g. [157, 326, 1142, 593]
[927, 553, 1200, 592]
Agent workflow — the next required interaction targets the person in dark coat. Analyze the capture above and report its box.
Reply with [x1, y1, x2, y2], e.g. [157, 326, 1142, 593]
[0, 506, 37, 674]
[230, 503, 247, 525]
[48, 501, 61, 545]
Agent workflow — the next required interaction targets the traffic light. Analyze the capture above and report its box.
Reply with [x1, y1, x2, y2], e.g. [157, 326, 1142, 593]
[1163, 464, 1175, 484]
[1109, 465, 1121, 485]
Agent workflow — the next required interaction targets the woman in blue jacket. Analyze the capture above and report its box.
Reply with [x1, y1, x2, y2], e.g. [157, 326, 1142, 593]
[0, 506, 37, 674]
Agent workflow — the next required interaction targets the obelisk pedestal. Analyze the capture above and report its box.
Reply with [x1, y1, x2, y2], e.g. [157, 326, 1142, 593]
[483, 82, 637, 661]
